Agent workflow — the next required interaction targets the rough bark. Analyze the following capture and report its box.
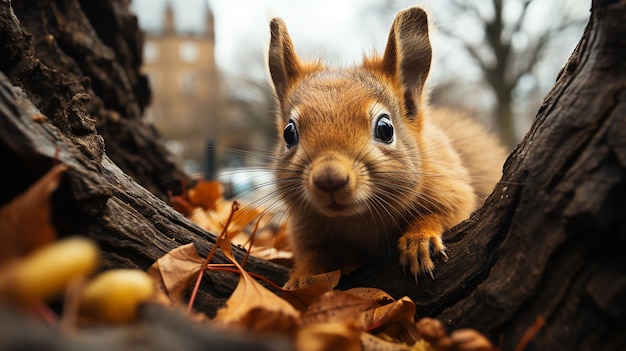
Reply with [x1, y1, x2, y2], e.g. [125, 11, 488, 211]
[0, 0, 624, 350]
[341, 1, 626, 349]
[0, 64, 291, 350]
[1, 0, 288, 349]
[4, 0, 186, 200]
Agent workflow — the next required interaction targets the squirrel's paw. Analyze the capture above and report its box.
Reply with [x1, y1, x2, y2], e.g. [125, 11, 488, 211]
[398, 231, 448, 284]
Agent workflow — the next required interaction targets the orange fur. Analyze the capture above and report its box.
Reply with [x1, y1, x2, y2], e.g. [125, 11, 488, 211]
[268, 8, 507, 288]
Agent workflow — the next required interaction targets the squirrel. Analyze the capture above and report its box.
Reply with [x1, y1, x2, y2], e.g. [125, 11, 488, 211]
[267, 7, 507, 289]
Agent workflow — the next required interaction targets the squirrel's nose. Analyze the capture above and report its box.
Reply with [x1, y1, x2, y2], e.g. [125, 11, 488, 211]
[312, 166, 349, 193]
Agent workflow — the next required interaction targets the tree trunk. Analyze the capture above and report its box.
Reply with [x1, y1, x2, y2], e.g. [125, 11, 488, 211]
[1, 0, 624, 350]
[4, 0, 188, 200]
[341, 1, 626, 349]
[494, 86, 516, 148]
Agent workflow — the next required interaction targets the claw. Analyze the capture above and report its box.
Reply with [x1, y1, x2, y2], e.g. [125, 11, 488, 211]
[398, 230, 448, 285]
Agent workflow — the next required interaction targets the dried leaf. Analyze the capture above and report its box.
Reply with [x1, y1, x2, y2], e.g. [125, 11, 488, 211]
[302, 290, 378, 326]
[348, 287, 396, 304]
[187, 179, 223, 210]
[281, 270, 341, 311]
[248, 220, 290, 251]
[360, 296, 416, 331]
[213, 205, 300, 334]
[238, 219, 292, 266]
[169, 193, 195, 216]
[0, 164, 67, 264]
[416, 318, 447, 344]
[175, 179, 288, 263]
[296, 322, 362, 351]
[147, 243, 205, 304]
[361, 332, 413, 351]
[188, 207, 223, 234]
[248, 246, 293, 265]
[411, 339, 436, 351]
[188, 200, 264, 242]
[449, 329, 495, 351]
[228, 205, 265, 235]
[213, 273, 300, 334]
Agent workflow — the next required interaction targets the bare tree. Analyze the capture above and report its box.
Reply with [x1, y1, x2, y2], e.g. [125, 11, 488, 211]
[435, 0, 587, 147]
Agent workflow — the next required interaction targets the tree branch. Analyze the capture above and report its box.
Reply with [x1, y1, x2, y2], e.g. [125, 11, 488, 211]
[511, 0, 533, 37]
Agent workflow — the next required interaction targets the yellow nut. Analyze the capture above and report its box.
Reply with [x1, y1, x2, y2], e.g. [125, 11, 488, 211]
[80, 269, 155, 324]
[0, 236, 99, 304]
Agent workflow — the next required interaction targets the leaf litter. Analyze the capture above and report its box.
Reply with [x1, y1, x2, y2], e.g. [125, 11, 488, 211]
[159, 179, 500, 351]
[0, 162, 524, 350]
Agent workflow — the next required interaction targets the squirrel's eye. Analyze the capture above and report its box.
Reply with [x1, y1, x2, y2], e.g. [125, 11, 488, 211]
[283, 119, 299, 147]
[374, 114, 394, 143]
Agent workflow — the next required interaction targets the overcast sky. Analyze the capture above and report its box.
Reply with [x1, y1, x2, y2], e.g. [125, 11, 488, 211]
[132, 0, 589, 101]
[132, 0, 424, 79]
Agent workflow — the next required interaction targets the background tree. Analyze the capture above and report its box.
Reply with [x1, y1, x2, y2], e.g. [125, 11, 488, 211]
[433, 0, 587, 147]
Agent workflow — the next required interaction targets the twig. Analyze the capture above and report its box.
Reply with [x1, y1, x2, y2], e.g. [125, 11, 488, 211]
[514, 315, 546, 351]
[186, 201, 240, 313]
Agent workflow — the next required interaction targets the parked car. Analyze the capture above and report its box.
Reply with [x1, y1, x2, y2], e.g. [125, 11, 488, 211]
[216, 167, 275, 204]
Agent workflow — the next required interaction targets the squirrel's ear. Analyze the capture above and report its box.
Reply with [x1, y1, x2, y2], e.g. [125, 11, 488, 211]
[269, 18, 301, 100]
[381, 8, 432, 116]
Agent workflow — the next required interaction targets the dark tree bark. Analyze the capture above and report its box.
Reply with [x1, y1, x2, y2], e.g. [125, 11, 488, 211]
[0, 0, 624, 350]
[340, 1, 626, 349]
[4, 0, 186, 200]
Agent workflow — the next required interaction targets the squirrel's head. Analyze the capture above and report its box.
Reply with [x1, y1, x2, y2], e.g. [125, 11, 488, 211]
[268, 8, 433, 218]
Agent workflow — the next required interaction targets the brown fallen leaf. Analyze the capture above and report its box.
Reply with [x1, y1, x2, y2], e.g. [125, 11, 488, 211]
[0, 164, 67, 265]
[281, 270, 341, 312]
[360, 296, 416, 331]
[361, 332, 413, 351]
[187, 179, 223, 210]
[187, 207, 223, 237]
[416, 317, 448, 344]
[147, 243, 205, 304]
[300, 289, 421, 349]
[415, 318, 496, 351]
[212, 203, 300, 335]
[296, 322, 362, 351]
[228, 205, 265, 237]
[449, 329, 496, 351]
[246, 217, 290, 252]
[301, 290, 378, 327]
[167, 179, 495, 351]
[247, 246, 293, 266]
[213, 275, 300, 335]
[348, 287, 395, 302]
[169, 191, 195, 216]
[172, 178, 288, 265]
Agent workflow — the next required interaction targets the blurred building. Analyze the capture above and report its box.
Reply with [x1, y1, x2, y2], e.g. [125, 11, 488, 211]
[141, 2, 220, 173]
[137, 1, 278, 175]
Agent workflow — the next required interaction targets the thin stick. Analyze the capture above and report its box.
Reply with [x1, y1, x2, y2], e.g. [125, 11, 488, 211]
[514, 316, 546, 351]
[186, 201, 240, 313]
